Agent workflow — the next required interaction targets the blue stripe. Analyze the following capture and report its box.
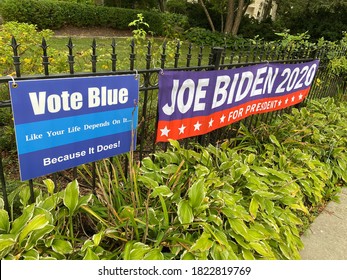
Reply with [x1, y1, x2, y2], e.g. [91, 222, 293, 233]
[18, 131, 136, 181]
[15, 108, 138, 154]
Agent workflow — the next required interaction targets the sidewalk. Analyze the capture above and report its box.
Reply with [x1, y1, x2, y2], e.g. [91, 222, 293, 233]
[300, 187, 347, 260]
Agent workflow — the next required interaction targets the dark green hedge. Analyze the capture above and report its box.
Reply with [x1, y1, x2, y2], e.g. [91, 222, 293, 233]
[0, 0, 165, 35]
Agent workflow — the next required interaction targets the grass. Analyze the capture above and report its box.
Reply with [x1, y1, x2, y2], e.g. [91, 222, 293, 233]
[46, 35, 213, 72]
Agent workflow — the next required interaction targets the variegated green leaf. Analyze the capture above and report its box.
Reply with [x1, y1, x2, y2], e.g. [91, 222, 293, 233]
[129, 242, 151, 260]
[190, 231, 213, 252]
[63, 180, 79, 215]
[0, 209, 10, 233]
[19, 214, 49, 243]
[143, 248, 165, 260]
[52, 239, 73, 255]
[177, 200, 194, 225]
[43, 179, 55, 194]
[188, 179, 205, 209]
[10, 204, 35, 235]
[83, 248, 99, 260]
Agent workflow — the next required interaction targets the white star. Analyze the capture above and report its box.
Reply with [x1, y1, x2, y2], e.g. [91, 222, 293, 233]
[299, 93, 303, 100]
[285, 98, 289, 104]
[278, 100, 282, 106]
[209, 118, 214, 127]
[194, 121, 202, 131]
[220, 115, 226, 123]
[291, 96, 295, 102]
[160, 126, 170, 137]
[178, 124, 186, 135]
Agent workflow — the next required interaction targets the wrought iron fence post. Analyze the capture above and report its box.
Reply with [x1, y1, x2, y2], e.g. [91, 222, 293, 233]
[10, 36, 21, 77]
[91, 39, 98, 73]
[67, 38, 75, 74]
[41, 38, 50, 76]
[211, 47, 224, 70]
[0, 153, 10, 213]
[111, 39, 117, 72]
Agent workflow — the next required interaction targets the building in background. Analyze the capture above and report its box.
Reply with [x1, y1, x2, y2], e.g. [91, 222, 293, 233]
[186, 0, 278, 21]
[245, 0, 278, 21]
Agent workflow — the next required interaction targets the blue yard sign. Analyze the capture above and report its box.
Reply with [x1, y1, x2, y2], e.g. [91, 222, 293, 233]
[9, 75, 139, 181]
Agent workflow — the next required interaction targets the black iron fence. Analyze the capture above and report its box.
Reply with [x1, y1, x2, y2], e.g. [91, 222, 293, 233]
[0, 36, 346, 212]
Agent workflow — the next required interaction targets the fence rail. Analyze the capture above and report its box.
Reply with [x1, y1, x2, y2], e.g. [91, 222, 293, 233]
[0, 36, 346, 212]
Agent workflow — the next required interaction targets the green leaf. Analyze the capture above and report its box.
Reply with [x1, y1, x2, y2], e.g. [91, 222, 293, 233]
[249, 197, 259, 219]
[250, 241, 276, 259]
[162, 164, 179, 175]
[83, 248, 99, 260]
[25, 225, 54, 251]
[52, 239, 73, 255]
[0, 234, 16, 252]
[269, 134, 282, 148]
[190, 231, 213, 252]
[247, 153, 256, 164]
[22, 249, 40, 260]
[267, 168, 292, 181]
[177, 200, 194, 225]
[181, 251, 195, 260]
[242, 249, 255, 260]
[10, 204, 35, 235]
[279, 243, 292, 259]
[92, 231, 104, 246]
[141, 157, 157, 171]
[143, 248, 165, 260]
[40, 195, 58, 211]
[138, 176, 159, 189]
[229, 218, 249, 240]
[151, 185, 173, 198]
[169, 139, 181, 150]
[251, 166, 269, 176]
[188, 179, 205, 209]
[43, 179, 55, 194]
[19, 186, 31, 207]
[129, 242, 151, 260]
[122, 241, 136, 260]
[19, 214, 49, 243]
[210, 242, 238, 260]
[234, 164, 250, 181]
[77, 194, 92, 209]
[63, 180, 79, 215]
[0, 209, 10, 233]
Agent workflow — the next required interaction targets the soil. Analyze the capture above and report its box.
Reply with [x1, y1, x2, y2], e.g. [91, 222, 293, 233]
[53, 26, 133, 38]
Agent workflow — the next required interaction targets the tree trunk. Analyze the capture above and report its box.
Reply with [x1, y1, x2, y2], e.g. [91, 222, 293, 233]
[224, 0, 235, 34]
[158, 0, 166, 12]
[199, 0, 216, 32]
[231, 0, 245, 36]
[262, 0, 274, 20]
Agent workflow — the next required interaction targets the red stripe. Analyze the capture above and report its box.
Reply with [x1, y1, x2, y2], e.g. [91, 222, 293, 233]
[156, 88, 310, 142]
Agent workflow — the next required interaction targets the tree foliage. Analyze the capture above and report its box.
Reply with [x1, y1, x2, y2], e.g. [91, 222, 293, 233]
[276, 0, 347, 41]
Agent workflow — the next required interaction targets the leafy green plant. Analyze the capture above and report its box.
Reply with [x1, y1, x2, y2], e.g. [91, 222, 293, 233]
[0, 179, 94, 259]
[1, 98, 347, 260]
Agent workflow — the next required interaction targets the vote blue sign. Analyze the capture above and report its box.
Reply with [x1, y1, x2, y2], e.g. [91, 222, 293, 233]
[9, 75, 139, 181]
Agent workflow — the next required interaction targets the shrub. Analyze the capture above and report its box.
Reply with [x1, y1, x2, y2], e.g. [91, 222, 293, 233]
[0, 0, 167, 36]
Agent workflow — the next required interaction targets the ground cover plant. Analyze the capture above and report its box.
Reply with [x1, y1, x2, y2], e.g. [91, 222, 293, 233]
[1, 97, 346, 260]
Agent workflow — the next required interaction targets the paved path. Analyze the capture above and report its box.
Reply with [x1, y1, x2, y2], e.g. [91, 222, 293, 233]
[300, 187, 347, 259]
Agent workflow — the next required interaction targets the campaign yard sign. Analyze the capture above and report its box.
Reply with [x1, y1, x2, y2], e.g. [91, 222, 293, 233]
[9, 75, 139, 181]
[156, 60, 319, 142]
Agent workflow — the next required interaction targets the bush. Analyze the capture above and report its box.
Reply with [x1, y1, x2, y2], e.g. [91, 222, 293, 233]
[0, 0, 167, 36]
[184, 27, 247, 47]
